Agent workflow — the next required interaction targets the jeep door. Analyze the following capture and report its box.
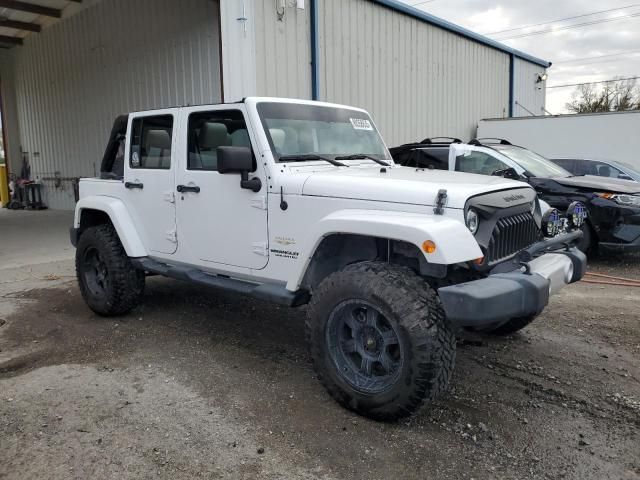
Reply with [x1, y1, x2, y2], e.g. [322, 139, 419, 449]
[123, 110, 178, 255]
[175, 105, 268, 270]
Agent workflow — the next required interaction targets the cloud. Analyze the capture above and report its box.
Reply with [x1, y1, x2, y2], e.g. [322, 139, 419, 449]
[401, 0, 640, 113]
[467, 6, 510, 33]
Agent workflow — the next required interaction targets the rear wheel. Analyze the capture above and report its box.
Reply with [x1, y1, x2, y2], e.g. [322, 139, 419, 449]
[306, 261, 456, 421]
[76, 224, 145, 316]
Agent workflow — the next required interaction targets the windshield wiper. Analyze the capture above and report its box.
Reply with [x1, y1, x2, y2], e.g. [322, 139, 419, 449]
[334, 154, 390, 166]
[279, 154, 347, 167]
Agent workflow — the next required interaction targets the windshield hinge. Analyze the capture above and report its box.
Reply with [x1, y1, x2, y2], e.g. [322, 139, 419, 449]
[166, 229, 177, 243]
[252, 242, 269, 256]
[250, 197, 267, 210]
[434, 189, 448, 215]
[164, 191, 175, 203]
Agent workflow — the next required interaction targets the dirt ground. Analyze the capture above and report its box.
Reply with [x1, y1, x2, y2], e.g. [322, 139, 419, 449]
[1, 255, 639, 480]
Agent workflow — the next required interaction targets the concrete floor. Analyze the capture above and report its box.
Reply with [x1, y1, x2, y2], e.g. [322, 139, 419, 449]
[0, 209, 75, 270]
[0, 207, 639, 479]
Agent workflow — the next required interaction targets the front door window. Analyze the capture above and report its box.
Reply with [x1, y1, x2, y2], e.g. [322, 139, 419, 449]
[455, 151, 509, 176]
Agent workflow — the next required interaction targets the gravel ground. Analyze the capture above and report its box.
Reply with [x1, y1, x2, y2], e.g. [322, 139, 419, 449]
[0, 256, 639, 480]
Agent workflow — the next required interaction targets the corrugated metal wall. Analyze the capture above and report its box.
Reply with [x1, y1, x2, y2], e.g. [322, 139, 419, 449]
[318, 0, 511, 146]
[0, 0, 548, 212]
[3, 0, 221, 210]
[513, 57, 547, 117]
[254, 0, 311, 99]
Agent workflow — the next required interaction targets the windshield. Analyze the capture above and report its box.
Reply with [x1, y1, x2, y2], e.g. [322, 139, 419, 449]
[616, 161, 640, 176]
[493, 145, 571, 178]
[256, 102, 390, 162]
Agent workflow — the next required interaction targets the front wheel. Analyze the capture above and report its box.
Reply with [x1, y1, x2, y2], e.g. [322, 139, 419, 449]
[306, 262, 456, 421]
[76, 224, 145, 316]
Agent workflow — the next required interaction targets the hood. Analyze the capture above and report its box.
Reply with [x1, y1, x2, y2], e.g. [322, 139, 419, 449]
[298, 165, 534, 209]
[551, 175, 640, 194]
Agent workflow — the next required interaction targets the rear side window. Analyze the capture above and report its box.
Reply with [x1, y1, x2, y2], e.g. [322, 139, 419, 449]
[414, 148, 449, 169]
[552, 159, 575, 173]
[130, 115, 174, 169]
[392, 147, 448, 169]
[187, 110, 251, 171]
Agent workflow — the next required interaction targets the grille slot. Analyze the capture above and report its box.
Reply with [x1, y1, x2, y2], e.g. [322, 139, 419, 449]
[487, 212, 539, 264]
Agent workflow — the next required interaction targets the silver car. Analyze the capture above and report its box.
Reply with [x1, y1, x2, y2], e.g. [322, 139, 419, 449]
[551, 158, 640, 183]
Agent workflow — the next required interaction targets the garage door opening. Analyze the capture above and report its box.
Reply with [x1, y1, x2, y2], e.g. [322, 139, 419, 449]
[0, 0, 222, 210]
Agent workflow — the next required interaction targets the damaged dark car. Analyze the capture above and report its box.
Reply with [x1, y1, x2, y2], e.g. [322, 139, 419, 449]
[390, 138, 640, 255]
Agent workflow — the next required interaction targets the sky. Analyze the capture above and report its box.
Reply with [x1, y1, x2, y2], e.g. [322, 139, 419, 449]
[398, 0, 640, 114]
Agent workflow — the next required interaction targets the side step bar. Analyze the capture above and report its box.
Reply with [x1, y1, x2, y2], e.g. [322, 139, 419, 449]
[131, 257, 310, 307]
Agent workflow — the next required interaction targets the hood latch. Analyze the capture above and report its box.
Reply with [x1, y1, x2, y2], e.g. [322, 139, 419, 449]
[434, 189, 448, 215]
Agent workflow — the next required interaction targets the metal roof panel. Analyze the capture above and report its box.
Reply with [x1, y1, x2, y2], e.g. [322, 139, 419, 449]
[368, 0, 552, 67]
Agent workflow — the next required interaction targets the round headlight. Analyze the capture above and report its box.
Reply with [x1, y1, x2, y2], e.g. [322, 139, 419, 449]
[567, 201, 588, 228]
[541, 208, 562, 237]
[466, 208, 479, 235]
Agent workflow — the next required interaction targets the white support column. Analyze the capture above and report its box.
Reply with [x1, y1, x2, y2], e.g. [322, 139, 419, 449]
[219, 0, 257, 102]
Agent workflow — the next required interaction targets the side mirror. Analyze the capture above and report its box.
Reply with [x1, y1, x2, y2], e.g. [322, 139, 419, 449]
[492, 167, 521, 180]
[217, 146, 262, 192]
[504, 168, 522, 180]
[217, 146, 253, 174]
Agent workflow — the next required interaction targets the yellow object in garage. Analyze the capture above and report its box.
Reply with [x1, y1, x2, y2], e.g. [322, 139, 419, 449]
[0, 164, 9, 207]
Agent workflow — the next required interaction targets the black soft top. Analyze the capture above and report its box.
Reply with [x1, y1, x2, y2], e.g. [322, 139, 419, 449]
[100, 114, 129, 177]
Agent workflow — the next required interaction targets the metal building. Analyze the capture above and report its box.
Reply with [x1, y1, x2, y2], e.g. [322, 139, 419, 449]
[0, 0, 549, 210]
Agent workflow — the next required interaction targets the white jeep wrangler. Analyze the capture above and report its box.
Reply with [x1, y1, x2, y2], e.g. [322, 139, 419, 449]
[71, 97, 587, 421]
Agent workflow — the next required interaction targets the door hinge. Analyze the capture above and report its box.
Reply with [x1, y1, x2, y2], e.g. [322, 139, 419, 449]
[166, 229, 178, 243]
[164, 191, 176, 203]
[250, 197, 267, 210]
[252, 242, 268, 256]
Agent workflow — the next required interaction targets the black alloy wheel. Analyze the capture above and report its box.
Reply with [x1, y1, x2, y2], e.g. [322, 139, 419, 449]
[326, 300, 404, 395]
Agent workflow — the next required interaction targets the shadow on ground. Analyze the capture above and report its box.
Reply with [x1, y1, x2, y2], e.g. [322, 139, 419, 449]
[1, 274, 639, 480]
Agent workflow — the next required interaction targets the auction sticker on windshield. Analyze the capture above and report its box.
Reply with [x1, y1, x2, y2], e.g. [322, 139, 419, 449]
[350, 118, 373, 131]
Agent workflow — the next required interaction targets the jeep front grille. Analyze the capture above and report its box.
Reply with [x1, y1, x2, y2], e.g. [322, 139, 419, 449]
[487, 212, 539, 264]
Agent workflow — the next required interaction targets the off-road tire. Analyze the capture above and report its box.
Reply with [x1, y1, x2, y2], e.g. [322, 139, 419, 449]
[76, 224, 145, 316]
[481, 314, 537, 336]
[306, 261, 456, 421]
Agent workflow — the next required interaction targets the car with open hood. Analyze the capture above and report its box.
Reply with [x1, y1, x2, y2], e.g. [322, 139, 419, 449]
[391, 138, 640, 254]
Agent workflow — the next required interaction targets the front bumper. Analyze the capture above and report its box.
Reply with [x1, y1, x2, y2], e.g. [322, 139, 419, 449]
[437, 233, 586, 327]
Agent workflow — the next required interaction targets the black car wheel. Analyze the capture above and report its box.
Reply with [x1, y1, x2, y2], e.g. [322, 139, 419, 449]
[306, 261, 456, 421]
[76, 224, 145, 316]
[325, 299, 404, 395]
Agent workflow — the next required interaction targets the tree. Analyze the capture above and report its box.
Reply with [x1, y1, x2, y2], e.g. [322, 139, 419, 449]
[565, 78, 640, 114]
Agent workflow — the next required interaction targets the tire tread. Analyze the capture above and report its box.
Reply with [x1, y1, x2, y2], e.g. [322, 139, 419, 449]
[306, 261, 455, 421]
[75, 224, 144, 316]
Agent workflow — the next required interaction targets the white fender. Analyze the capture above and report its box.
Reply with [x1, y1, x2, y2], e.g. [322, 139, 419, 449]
[74, 196, 147, 257]
[287, 209, 483, 290]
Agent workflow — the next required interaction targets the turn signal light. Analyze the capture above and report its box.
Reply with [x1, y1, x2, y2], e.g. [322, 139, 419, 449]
[473, 257, 484, 265]
[422, 240, 437, 254]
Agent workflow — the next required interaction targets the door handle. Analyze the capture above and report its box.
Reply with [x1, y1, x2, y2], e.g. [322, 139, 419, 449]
[125, 182, 144, 189]
[176, 184, 200, 193]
